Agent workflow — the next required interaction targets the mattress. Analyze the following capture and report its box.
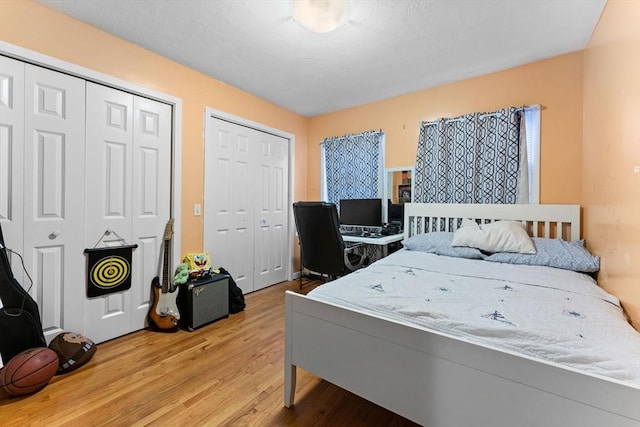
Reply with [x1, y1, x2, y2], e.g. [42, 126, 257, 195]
[307, 249, 640, 385]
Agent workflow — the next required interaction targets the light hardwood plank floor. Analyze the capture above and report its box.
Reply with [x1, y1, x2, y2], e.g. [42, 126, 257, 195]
[1, 279, 419, 427]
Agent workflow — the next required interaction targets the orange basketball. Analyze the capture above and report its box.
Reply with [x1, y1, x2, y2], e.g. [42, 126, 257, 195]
[0, 347, 59, 396]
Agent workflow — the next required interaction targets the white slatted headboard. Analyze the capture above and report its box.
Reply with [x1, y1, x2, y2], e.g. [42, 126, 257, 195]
[404, 203, 581, 242]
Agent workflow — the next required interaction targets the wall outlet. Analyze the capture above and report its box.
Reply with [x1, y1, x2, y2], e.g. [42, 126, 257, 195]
[194, 203, 201, 216]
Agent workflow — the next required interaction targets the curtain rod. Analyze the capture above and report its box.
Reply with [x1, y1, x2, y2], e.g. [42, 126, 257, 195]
[421, 104, 545, 126]
[319, 129, 384, 144]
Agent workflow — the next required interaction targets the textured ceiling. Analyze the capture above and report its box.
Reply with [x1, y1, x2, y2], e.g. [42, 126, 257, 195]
[36, 0, 606, 117]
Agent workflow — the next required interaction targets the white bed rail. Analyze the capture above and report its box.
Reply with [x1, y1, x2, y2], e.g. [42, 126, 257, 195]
[404, 203, 580, 241]
[284, 291, 640, 426]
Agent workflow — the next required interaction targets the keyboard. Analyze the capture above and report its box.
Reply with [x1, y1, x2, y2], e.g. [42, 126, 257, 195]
[341, 231, 384, 239]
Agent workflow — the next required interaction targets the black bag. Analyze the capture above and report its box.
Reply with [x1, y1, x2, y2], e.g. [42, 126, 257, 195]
[0, 224, 47, 365]
[217, 267, 245, 313]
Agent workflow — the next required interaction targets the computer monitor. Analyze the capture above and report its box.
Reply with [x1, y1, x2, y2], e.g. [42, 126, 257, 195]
[387, 199, 404, 230]
[339, 198, 383, 227]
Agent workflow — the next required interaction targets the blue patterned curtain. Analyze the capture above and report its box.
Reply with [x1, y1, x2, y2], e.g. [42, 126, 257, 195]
[322, 130, 383, 208]
[414, 107, 525, 204]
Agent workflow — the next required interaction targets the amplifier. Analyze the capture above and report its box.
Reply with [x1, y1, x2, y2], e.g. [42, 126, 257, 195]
[177, 274, 229, 331]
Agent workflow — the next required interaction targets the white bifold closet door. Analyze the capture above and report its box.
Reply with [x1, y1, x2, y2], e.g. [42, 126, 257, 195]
[1, 56, 86, 342]
[0, 55, 172, 344]
[0, 56, 26, 283]
[204, 117, 288, 294]
[84, 83, 172, 343]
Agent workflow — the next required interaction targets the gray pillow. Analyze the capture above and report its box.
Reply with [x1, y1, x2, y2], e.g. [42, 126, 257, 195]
[403, 232, 484, 259]
[484, 238, 600, 272]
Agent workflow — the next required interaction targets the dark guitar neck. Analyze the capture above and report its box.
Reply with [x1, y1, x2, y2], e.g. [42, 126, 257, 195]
[161, 237, 171, 293]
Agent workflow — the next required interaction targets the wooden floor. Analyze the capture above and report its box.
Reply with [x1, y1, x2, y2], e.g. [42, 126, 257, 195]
[1, 279, 420, 427]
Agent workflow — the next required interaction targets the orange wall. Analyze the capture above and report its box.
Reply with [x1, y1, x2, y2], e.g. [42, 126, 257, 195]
[307, 52, 584, 204]
[583, 0, 640, 329]
[0, 0, 309, 255]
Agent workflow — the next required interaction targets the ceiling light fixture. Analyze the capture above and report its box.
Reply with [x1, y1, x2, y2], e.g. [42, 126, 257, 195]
[292, 0, 349, 33]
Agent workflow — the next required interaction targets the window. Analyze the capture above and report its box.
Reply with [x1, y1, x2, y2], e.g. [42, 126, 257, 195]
[415, 106, 540, 204]
[524, 106, 540, 204]
[320, 131, 385, 208]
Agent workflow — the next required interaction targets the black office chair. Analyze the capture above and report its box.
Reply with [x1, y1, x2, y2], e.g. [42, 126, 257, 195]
[292, 201, 367, 287]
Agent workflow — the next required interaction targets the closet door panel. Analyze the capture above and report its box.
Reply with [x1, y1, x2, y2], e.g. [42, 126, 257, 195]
[84, 83, 133, 342]
[204, 118, 255, 294]
[131, 96, 172, 328]
[23, 64, 85, 341]
[0, 56, 25, 278]
[253, 131, 288, 290]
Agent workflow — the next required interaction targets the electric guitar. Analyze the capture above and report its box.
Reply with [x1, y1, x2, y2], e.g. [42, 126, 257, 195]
[148, 219, 179, 332]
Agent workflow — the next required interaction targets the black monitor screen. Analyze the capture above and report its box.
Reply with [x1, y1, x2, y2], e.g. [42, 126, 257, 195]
[339, 198, 383, 227]
[387, 200, 405, 229]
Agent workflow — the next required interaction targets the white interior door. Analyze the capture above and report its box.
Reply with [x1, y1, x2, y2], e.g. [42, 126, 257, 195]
[84, 83, 172, 343]
[204, 118, 255, 294]
[204, 116, 289, 294]
[0, 56, 25, 280]
[131, 95, 172, 328]
[23, 64, 86, 342]
[253, 131, 288, 290]
[84, 83, 134, 342]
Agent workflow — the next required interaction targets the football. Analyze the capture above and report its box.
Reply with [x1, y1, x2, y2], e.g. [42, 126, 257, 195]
[48, 332, 97, 374]
[0, 347, 59, 396]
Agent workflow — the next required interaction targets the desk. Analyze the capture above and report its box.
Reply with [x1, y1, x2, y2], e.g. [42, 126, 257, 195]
[342, 233, 404, 258]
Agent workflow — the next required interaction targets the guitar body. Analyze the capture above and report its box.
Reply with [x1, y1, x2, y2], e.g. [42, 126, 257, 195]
[148, 277, 179, 332]
[147, 219, 180, 332]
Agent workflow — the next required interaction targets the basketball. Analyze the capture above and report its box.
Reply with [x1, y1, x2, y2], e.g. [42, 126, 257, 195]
[0, 347, 59, 396]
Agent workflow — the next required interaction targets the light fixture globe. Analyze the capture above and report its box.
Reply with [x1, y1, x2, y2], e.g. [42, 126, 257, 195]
[293, 0, 349, 33]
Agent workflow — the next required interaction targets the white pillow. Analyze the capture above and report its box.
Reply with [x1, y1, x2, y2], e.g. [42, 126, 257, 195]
[451, 219, 536, 254]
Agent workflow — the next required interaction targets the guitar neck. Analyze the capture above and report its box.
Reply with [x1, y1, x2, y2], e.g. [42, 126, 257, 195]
[162, 238, 171, 293]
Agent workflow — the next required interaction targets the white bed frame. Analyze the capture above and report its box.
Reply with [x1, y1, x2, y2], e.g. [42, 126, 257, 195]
[284, 203, 640, 426]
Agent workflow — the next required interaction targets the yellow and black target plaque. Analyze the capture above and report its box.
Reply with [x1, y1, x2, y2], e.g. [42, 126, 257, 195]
[84, 245, 137, 297]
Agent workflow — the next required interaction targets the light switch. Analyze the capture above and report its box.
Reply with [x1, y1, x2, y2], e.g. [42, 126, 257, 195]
[194, 203, 201, 216]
